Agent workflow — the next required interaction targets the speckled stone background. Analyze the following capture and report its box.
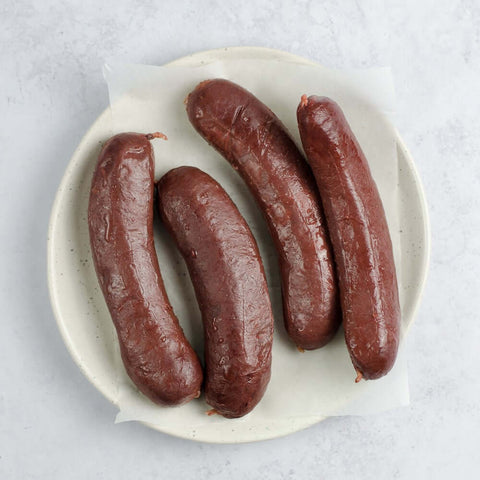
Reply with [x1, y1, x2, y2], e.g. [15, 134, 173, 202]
[1, 0, 479, 478]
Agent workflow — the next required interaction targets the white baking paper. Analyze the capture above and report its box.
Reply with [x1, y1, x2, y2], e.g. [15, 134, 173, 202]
[103, 58, 409, 427]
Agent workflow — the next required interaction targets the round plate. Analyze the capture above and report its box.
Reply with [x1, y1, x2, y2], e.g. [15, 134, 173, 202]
[47, 47, 430, 443]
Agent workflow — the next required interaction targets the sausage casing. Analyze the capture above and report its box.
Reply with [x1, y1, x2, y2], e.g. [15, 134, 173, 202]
[88, 133, 203, 405]
[297, 96, 400, 380]
[186, 79, 340, 350]
[157, 166, 273, 418]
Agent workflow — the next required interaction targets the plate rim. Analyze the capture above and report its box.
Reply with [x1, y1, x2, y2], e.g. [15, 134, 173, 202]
[47, 46, 430, 444]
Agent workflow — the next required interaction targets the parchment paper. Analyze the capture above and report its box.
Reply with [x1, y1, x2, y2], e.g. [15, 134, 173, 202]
[102, 58, 408, 426]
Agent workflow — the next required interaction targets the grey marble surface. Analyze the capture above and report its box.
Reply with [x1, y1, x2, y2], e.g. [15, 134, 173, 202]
[1, 0, 479, 478]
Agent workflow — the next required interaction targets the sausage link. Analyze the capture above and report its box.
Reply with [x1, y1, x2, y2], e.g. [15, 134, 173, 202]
[88, 133, 203, 405]
[186, 79, 340, 350]
[297, 96, 400, 380]
[157, 166, 273, 418]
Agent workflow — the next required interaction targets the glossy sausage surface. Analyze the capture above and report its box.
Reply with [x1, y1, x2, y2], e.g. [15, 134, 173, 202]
[297, 96, 400, 380]
[88, 133, 203, 405]
[157, 166, 273, 418]
[186, 79, 340, 350]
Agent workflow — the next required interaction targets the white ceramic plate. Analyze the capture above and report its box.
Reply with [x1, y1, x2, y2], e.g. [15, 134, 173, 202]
[47, 47, 430, 443]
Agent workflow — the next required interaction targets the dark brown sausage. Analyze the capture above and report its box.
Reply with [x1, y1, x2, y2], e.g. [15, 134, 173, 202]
[88, 133, 203, 405]
[186, 79, 340, 350]
[297, 96, 401, 380]
[157, 166, 273, 418]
